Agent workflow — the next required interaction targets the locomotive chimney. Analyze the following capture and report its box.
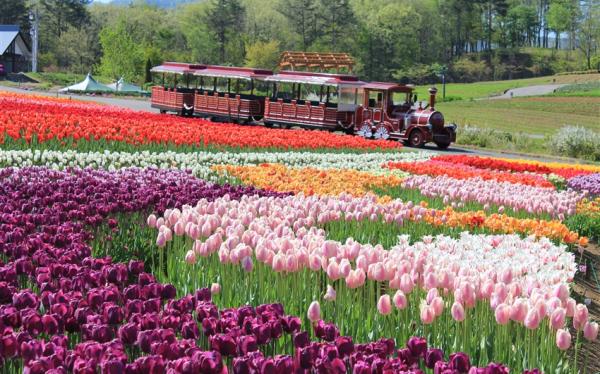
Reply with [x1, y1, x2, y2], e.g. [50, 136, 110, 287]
[428, 87, 437, 111]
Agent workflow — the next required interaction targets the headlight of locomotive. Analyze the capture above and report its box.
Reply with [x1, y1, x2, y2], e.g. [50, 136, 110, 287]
[429, 112, 444, 127]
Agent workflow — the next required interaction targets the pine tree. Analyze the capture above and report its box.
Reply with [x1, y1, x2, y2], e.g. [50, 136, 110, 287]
[205, 0, 245, 63]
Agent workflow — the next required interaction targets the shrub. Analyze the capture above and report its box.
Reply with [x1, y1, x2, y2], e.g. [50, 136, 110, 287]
[548, 126, 600, 161]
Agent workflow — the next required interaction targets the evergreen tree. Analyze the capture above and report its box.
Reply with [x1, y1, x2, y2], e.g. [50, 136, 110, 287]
[277, 0, 318, 50]
[0, 0, 29, 35]
[205, 0, 245, 63]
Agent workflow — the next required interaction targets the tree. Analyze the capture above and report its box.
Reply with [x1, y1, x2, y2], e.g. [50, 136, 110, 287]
[546, 1, 573, 49]
[245, 40, 281, 69]
[54, 26, 99, 73]
[277, 0, 318, 50]
[98, 17, 144, 81]
[577, 0, 600, 69]
[205, 0, 246, 63]
[40, 0, 92, 38]
[0, 0, 29, 35]
[318, 0, 354, 52]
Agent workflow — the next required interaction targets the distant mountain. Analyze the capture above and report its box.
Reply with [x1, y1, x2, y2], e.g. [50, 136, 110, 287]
[109, 0, 197, 7]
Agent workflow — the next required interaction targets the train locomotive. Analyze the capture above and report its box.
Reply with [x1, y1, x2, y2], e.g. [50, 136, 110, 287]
[150, 62, 456, 148]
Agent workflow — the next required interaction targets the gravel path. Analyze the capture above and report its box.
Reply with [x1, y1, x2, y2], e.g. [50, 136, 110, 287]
[492, 84, 566, 99]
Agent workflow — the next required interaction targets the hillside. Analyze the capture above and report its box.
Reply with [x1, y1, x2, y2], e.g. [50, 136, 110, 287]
[109, 0, 197, 7]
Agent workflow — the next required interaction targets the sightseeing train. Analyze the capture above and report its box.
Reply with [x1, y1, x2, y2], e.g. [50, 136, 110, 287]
[150, 62, 456, 148]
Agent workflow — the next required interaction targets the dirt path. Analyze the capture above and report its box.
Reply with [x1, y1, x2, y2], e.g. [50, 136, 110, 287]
[491, 84, 566, 99]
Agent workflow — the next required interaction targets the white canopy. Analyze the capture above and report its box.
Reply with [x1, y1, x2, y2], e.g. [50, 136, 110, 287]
[108, 77, 144, 93]
[59, 73, 113, 93]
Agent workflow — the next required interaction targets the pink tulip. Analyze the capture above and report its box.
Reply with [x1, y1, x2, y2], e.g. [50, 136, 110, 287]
[431, 297, 444, 317]
[393, 290, 407, 310]
[211, 283, 221, 295]
[147, 214, 157, 227]
[556, 329, 571, 350]
[426, 288, 439, 304]
[174, 221, 185, 236]
[524, 309, 540, 330]
[565, 298, 576, 317]
[573, 304, 589, 330]
[510, 300, 528, 322]
[324, 285, 336, 302]
[377, 295, 392, 315]
[451, 302, 465, 322]
[583, 321, 598, 342]
[241, 256, 253, 272]
[495, 304, 510, 325]
[550, 308, 566, 330]
[400, 273, 414, 294]
[156, 232, 166, 248]
[184, 250, 196, 265]
[307, 301, 321, 322]
[272, 254, 285, 272]
[553, 284, 569, 302]
[420, 304, 435, 324]
[327, 261, 341, 280]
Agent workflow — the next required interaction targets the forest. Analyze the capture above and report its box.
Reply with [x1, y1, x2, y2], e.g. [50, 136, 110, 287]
[1, 0, 599, 84]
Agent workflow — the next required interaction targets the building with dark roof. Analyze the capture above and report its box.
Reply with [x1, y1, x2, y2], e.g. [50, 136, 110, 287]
[0, 25, 32, 73]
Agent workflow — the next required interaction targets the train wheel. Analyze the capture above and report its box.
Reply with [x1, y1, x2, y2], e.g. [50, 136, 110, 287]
[264, 122, 274, 128]
[408, 130, 425, 148]
[435, 141, 450, 150]
[159, 110, 167, 114]
[373, 124, 391, 140]
[356, 123, 373, 138]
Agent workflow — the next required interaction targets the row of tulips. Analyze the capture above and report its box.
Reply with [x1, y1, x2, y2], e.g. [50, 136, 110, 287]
[401, 175, 584, 218]
[0, 92, 399, 151]
[0, 166, 545, 373]
[567, 173, 600, 196]
[214, 164, 403, 199]
[209, 166, 583, 243]
[431, 155, 598, 179]
[146, 192, 597, 372]
[385, 160, 554, 189]
[0, 148, 425, 182]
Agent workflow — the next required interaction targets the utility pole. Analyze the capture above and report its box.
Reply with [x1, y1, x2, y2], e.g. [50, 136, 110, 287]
[29, 5, 39, 73]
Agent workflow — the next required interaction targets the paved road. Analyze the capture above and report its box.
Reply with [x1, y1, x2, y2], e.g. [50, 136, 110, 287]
[492, 84, 566, 99]
[0, 85, 586, 163]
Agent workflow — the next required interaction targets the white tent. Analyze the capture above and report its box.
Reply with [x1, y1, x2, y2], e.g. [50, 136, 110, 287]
[108, 77, 145, 93]
[59, 73, 113, 93]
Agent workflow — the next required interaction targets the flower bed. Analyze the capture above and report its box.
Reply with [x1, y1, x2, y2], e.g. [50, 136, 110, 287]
[0, 166, 548, 373]
[431, 155, 599, 179]
[568, 173, 600, 196]
[386, 160, 554, 188]
[402, 174, 583, 218]
[0, 93, 399, 151]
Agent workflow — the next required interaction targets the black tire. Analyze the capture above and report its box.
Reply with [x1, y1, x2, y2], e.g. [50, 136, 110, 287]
[159, 109, 167, 114]
[408, 130, 425, 148]
[435, 142, 451, 150]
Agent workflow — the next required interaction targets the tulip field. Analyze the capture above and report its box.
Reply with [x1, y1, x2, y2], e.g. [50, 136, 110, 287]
[0, 91, 600, 374]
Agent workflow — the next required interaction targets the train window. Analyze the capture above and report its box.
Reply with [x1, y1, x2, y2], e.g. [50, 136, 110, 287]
[254, 80, 271, 97]
[368, 91, 384, 108]
[299, 84, 320, 102]
[215, 78, 229, 93]
[391, 91, 411, 105]
[339, 86, 356, 105]
[327, 86, 339, 104]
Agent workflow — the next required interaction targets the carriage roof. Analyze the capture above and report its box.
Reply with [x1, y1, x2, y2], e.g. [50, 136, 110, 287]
[150, 62, 206, 75]
[362, 82, 415, 92]
[192, 65, 273, 80]
[265, 70, 364, 87]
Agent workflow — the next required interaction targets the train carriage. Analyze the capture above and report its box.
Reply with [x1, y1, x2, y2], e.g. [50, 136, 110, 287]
[191, 66, 273, 123]
[263, 71, 364, 131]
[150, 62, 205, 115]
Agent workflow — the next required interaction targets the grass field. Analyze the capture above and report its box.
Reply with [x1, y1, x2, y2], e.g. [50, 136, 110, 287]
[437, 96, 600, 136]
[415, 73, 600, 101]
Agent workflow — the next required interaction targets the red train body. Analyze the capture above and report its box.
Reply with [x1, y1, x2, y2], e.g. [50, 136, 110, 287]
[150, 62, 456, 148]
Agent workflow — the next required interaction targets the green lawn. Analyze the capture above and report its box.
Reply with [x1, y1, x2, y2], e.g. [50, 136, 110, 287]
[415, 73, 600, 101]
[437, 96, 600, 136]
[26, 72, 113, 87]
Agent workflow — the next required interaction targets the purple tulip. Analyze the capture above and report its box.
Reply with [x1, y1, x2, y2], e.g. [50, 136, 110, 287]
[425, 348, 445, 369]
[407, 336, 427, 358]
[449, 352, 471, 372]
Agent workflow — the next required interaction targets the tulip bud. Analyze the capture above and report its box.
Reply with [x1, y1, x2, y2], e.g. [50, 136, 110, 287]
[307, 301, 321, 322]
[556, 329, 571, 350]
[210, 283, 221, 295]
[377, 295, 392, 316]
